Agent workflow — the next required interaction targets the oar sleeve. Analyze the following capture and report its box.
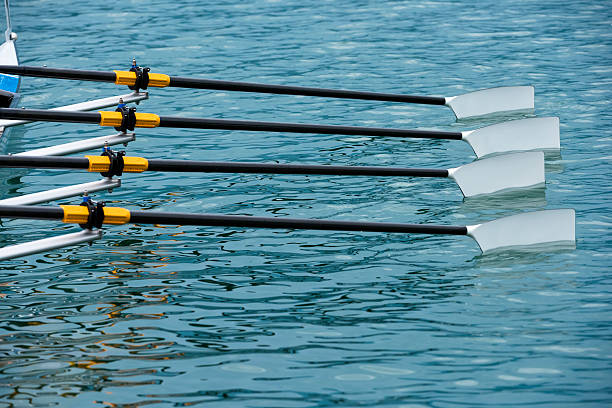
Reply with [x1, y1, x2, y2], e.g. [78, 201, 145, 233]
[59, 205, 131, 225]
[98, 111, 160, 128]
[113, 70, 170, 87]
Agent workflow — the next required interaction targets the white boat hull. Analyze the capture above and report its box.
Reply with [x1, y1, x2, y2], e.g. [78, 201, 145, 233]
[0, 37, 19, 151]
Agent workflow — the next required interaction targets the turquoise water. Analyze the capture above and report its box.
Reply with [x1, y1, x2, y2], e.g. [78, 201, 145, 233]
[1, 0, 611, 406]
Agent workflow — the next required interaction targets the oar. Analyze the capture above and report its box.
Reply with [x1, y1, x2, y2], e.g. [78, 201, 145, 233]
[0, 65, 534, 119]
[0, 151, 545, 198]
[0, 204, 575, 254]
[0, 108, 559, 158]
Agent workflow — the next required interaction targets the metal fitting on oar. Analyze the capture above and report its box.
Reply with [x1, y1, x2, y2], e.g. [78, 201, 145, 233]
[114, 105, 137, 132]
[79, 197, 106, 230]
[100, 146, 125, 177]
[130, 61, 150, 91]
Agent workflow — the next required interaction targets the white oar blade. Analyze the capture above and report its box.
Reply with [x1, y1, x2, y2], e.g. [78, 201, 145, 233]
[448, 151, 544, 197]
[462, 117, 560, 158]
[445, 86, 534, 119]
[467, 209, 575, 253]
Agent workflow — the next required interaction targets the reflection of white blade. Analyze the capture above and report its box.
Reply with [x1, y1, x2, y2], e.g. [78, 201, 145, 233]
[445, 86, 534, 119]
[467, 209, 575, 253]
[0, 230, 102, 261]
[462, 117, 560, 158]
[448, 151, 544, 197]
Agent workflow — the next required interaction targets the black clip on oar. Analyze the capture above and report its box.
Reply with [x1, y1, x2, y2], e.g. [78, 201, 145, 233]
[100, 145, 126, 178]
[79, 195, 106, 232]
[128, 58, 150, 92]
[114, 104, 137, 133]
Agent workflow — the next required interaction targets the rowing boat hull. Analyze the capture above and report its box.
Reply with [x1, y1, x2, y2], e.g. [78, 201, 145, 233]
[0, 36, 19, 152]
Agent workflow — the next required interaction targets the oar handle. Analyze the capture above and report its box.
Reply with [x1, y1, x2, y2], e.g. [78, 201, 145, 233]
[158, 117, 462, 140]
[169, 77, 447, 105]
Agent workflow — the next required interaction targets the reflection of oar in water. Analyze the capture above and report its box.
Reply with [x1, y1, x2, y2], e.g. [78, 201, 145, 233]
[0, 65, 535, 119]
[0, 108, 559, 158]
[0, 151, 545, 198]
[0, 203, 575, 260]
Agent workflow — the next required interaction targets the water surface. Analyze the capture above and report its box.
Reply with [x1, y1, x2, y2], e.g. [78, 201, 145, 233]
[0, 0, 611, 406]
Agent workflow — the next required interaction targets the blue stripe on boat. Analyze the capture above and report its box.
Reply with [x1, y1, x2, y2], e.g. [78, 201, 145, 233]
[0, 73, 19, 93]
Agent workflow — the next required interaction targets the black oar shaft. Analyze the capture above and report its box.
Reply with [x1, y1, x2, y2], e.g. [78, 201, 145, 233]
[0, 65, 115, 82]
[0, 155, 89, 169]
[0, 155, 448, 178]
[0, 65, 447, 106]
[0, 108, 463, 140]
[158, 117, 462, 140]
[0, 205, 467, 236]
[129, 211, 467, 235]
[168, 76, 447, 105]
[147, 159, 448, 177]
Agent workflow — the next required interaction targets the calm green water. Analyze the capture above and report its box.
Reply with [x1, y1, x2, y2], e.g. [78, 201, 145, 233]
[1, 0, 611, 406]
